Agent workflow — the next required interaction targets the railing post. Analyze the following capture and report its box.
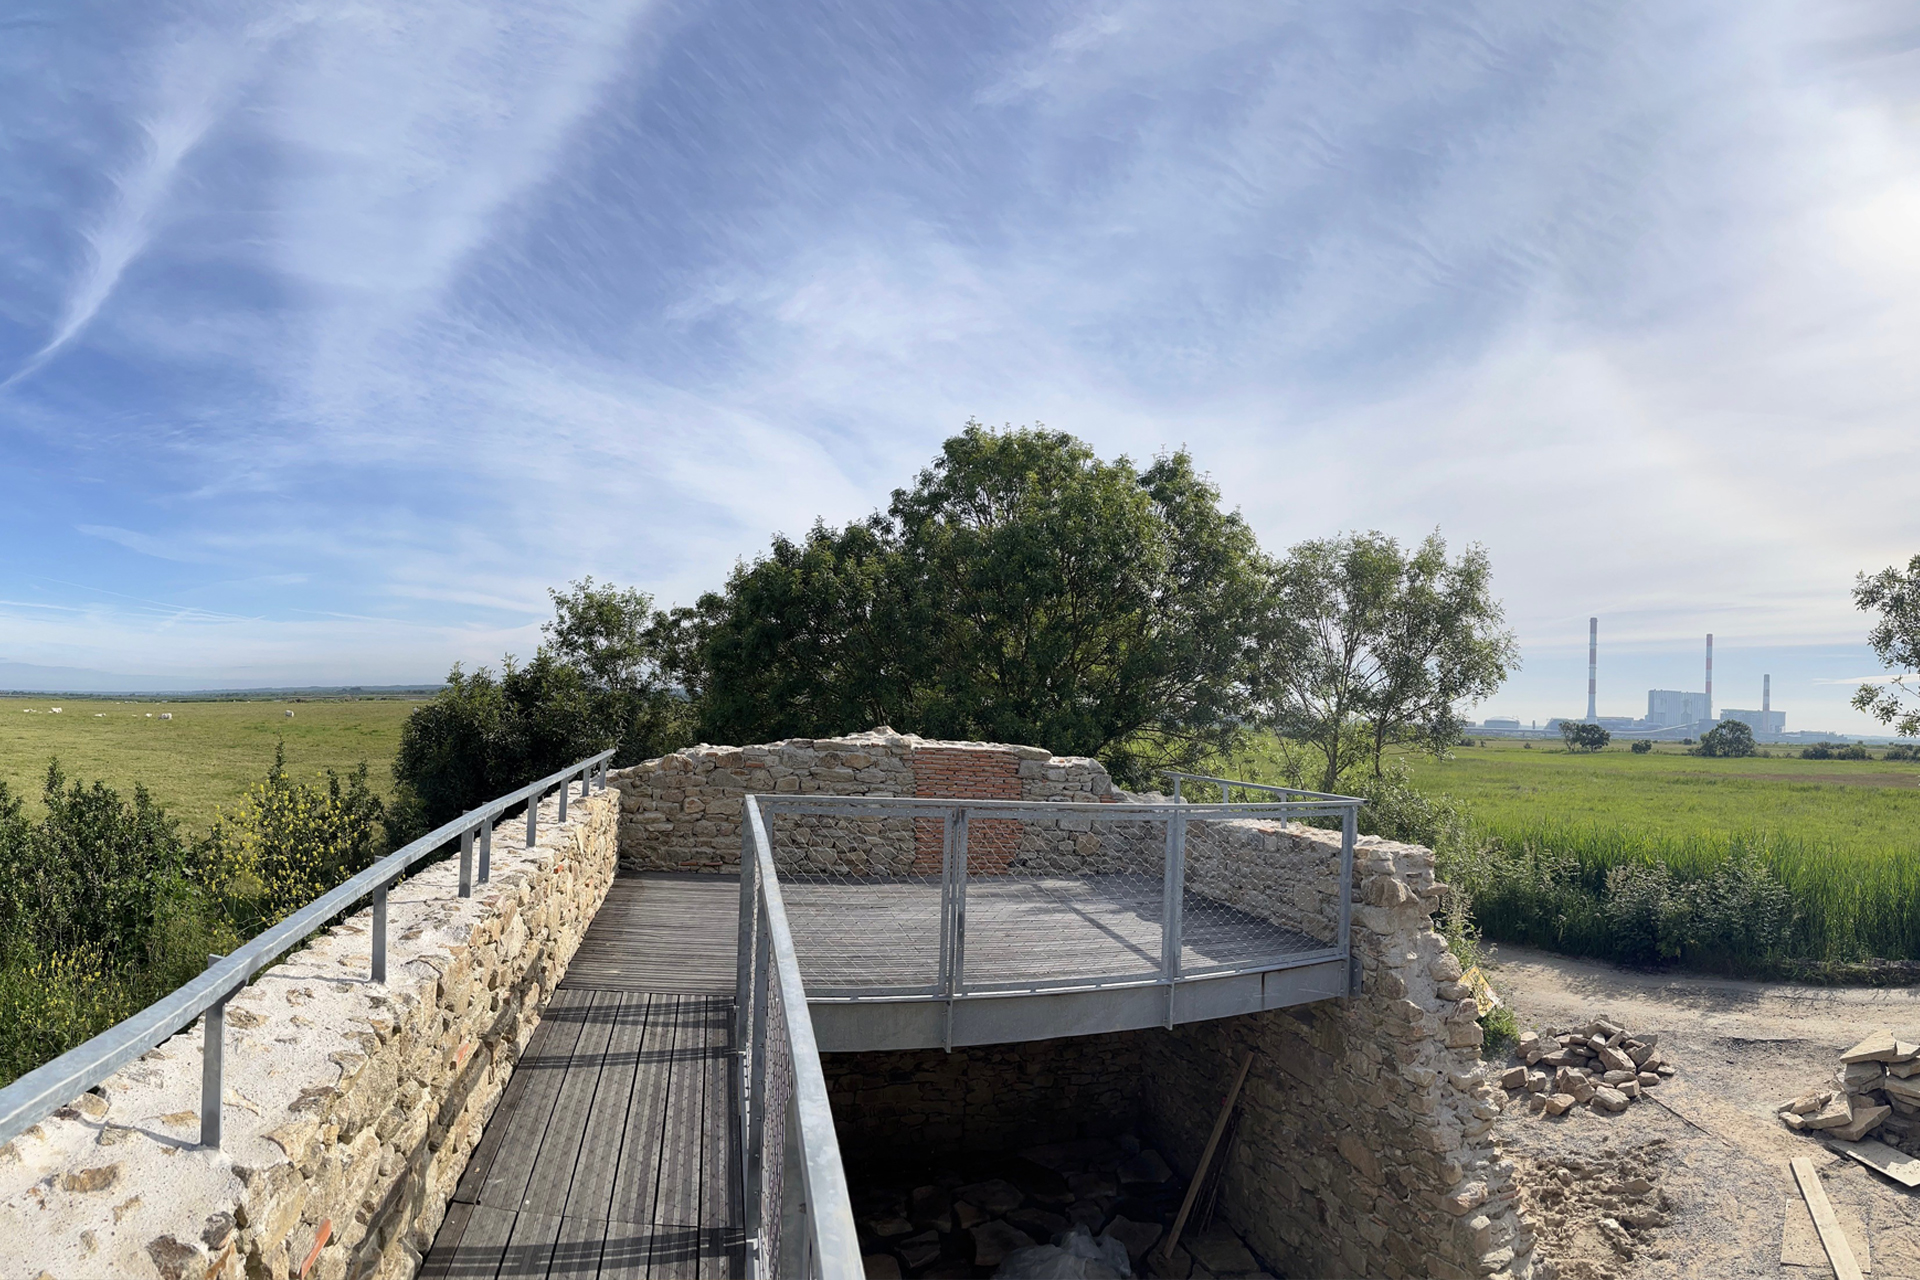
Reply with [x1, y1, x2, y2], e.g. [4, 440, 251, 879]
[558, 776, 569, 822]
[479, 817, 492, 884]
[1340, 803, 1357, 993]
[459, 825, 474, 898]
[1161, 804, 1186, 1028]
[372, 883, 387, 983]
[736, 806, 758, 1053]
[943, 807, 969, 1052]
[527, 792, 539, 847]
[199, 955, 230, 1148]
[745, 909, 772, 1265]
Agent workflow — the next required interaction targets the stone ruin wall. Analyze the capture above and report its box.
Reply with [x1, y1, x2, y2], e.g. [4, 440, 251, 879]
[607, 727, 1119, 874]
[1138, 831, 1534, 1280]
[0, 788, 619, 1280]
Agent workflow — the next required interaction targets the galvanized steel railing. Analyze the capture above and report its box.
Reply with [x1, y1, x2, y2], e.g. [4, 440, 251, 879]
[0, 749, 617, 1152]
[735, 796, 862, 1280]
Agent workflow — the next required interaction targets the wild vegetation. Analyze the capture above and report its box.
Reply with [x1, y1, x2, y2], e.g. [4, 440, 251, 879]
[1227, 734, 1920, 977]
[0, 748, 388, 1085]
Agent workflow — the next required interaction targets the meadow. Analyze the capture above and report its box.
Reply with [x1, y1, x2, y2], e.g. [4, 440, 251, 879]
[0, 695, 420, 833]
[1222, 735, 1920, 973]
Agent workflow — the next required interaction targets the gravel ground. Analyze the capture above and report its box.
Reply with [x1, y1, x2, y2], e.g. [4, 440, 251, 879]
[1486, 943, 1920, 1279]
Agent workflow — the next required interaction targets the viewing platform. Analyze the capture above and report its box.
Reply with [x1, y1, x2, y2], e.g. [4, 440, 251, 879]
[5, 741, 1432, 1280]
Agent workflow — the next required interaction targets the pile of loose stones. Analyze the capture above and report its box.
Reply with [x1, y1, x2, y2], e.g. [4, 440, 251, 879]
[1778, 1030, 1920, 1146]
[1500, 1019, 1676, 1117]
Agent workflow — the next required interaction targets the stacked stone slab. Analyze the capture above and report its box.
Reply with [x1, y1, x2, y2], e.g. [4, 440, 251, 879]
[0, 787, 619, 1280]
[1503, 1020, 1675, 1118]
[1778, 1029, 1920, 1146]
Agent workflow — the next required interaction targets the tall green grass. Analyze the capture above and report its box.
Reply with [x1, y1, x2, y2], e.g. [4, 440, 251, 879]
[1459, 822, 1920, 974]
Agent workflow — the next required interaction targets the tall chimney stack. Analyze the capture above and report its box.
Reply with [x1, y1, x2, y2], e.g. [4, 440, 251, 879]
[1764, 673, 1771, 713]
[1705, 633, 1713, 721]
[1587, 617, 1598, 721]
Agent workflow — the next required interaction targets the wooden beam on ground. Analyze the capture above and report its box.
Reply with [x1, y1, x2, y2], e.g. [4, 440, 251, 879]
[1791, 1156, 1865, 1280]
[1159, 1051, 1254, 1266]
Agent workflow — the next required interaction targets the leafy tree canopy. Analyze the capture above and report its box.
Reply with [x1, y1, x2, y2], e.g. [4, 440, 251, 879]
[1695, 719, 1756, 758]
[1855, 553, 1920, 738]
[1560, 721, 1610, 753]
[666, 423, 1273, 785]
[1265, 531, 1518, 790]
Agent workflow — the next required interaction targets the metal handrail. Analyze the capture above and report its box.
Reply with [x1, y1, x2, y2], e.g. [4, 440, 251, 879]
[751, 781, 1363, 1029]
[0, 748, 617, 1152]
[1161, 769, 1365, 804]
[737, 796, 862, 1280]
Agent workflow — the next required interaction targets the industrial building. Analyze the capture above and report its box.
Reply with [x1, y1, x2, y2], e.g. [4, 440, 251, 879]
[1542, 623, 1791, 741]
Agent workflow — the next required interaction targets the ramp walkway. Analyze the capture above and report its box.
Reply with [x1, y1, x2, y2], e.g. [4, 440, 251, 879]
[421, 879, 745, 1278]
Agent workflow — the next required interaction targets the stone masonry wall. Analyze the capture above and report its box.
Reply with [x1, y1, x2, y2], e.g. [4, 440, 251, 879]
[609, 727, 1115, 873]
[1137, 832, 1535, 1280]
[0, 787, 619, 1280]
[822, 1032, 1148, 1158]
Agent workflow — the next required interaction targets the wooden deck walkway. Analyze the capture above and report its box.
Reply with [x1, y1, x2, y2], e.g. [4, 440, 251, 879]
[422, 879, 743, 1279]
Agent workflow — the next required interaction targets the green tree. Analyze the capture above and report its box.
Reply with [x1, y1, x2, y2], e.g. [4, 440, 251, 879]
[390, 652, 609, 836]
[1264, 531, 1517, 791]
[1560, 721, 1610, 752]
[1695, 719, 1756, 758]
[543, 577, 691, 765]
[1854, 553, 1920, 737]
[667, 424, 1273, 785]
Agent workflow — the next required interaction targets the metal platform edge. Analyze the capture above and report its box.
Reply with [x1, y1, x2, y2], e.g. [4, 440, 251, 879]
[807, 958, 1351, 1052]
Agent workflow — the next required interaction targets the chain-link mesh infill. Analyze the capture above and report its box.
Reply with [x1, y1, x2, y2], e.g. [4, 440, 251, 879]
[765, 801, 1342, 998]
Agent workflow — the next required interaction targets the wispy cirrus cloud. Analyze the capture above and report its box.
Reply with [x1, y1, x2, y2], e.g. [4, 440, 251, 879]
[0, 0, 1917, 728]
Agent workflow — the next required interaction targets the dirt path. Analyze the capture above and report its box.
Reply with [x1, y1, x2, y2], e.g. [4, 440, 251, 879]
[1484, 943, 1920, 1280]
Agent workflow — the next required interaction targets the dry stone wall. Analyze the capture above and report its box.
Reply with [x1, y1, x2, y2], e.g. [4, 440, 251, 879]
[0, 788, 619, 1280]
[609, 728, 1116, 873]
[1138, 832, 1534, 1280]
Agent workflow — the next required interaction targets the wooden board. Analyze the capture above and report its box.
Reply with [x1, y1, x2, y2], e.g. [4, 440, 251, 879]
[1831, 1138, 1920, 1189]
[1783, 1194, 1872, 1271]
[1792, 1156, 1866, 1280]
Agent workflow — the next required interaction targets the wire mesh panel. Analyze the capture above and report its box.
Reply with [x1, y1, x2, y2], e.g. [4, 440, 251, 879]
[955, 805, 1169, 992]
[758, 969, 794, 1275]
[1178, 811, 1343, 975]
[766, 808, 944, 996]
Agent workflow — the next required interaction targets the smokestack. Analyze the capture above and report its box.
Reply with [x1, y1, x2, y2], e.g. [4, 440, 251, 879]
[1587, 617, 1597, 721]
[1764, 674, 1771, 713]
[1706, 634, 1713, 720]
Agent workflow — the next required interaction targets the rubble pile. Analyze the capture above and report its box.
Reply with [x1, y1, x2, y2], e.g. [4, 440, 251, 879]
[851, 1137, 1269, 1279]
[1500, 1019, 1676, 1118]
[1778, 1029, 1920, 1148]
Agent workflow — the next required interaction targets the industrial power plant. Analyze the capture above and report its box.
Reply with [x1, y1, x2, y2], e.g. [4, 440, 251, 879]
[1484, 620, 1795, 741]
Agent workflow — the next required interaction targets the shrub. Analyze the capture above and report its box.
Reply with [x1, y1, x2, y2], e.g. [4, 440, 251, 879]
[390, 653, 611, 840]
[1560, 721, 1610, 752]
[1695, 720, 1757, 758]
[200, 744, 388, 938]
[1886, 743, 1920, 761]
[1631, 740, 1654, 754]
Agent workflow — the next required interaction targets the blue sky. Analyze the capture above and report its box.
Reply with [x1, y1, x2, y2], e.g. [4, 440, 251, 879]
[2, 1, 1917, 733]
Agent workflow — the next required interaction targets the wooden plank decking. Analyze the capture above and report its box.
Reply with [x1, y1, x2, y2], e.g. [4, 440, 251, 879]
[423, 868, 1323, 1276]
[422, 876, 743, 1280]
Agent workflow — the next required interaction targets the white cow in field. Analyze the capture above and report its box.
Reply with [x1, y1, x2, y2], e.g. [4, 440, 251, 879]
[285, 710, 294, 718]
[159, 712, 173, 721]
[49, 707, 61, 714]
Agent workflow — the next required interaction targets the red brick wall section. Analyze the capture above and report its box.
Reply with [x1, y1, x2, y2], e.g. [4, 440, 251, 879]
[909, 747, 1022, 874]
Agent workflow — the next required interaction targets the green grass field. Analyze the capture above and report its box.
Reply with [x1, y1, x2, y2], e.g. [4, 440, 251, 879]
[1395, 739, 1920, 856]
[0, 695, 420, 833]
[1222, 735, 1920, 970]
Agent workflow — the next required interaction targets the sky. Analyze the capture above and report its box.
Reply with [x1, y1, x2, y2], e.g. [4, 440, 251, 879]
[1, 0, 1917, 733]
